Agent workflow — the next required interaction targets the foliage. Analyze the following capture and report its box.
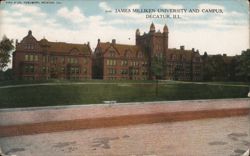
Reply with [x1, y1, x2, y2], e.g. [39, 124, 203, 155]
[237, 49, 250, 82]
[0, 36, 14, 71]
[151, 56, 164, 79]
[0, 69, 13, 81]
[202, 50, 250, 82]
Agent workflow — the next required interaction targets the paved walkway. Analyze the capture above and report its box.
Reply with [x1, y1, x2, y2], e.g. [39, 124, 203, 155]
[0, 98, 249, 126]
[0, 99, 249, 137]
[0, 116, 249, 156]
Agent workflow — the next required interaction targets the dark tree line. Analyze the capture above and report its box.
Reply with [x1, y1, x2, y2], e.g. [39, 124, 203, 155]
[202, 49, 250, 82]
[0, 35, 14, 81]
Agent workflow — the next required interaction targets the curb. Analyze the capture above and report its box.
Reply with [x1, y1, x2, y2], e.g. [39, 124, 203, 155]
[0, 107, 249, 137]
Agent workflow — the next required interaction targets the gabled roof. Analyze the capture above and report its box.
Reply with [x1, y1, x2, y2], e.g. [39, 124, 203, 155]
[96, 42, 142, 57]
[16, 30, 91, 55]
[39, 40, 91, 55]
[167, 48, 200, 61]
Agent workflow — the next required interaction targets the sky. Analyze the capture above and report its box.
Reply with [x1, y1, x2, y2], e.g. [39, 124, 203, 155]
[0, 0, 249, 57]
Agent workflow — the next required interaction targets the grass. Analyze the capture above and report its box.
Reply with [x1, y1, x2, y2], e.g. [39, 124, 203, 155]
[0, 80, 249, 108]
[0, 79, 155, 86]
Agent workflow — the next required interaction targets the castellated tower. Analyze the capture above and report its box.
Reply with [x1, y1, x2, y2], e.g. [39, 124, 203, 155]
[136, 23, 168, 58]
[135, 23, 169, 79]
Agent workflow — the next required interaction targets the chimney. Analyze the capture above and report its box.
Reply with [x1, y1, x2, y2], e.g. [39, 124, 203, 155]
[28, 30, 32, 35]
[112, 39, 116, 44]
[98, 39, 100, 43]
[192, 48, 195, 52]
[180, 46, 185, 50]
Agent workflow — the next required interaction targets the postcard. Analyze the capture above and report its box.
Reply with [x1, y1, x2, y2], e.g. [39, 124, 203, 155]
[0, 0, 249, 155]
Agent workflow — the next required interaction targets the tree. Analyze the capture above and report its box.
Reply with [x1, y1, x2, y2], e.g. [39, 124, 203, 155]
[0, 35, 14, 71]
[237, 49, 250, 82]
[151, 56, 164, 96]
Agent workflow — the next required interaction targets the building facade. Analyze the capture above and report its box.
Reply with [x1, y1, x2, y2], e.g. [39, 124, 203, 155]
[13, 30, 92, 80]
[92, 39, 148, 80]
[93, 23, 203, 81]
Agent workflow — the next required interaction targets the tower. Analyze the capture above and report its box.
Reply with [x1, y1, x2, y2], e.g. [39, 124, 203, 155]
[149, 22, 155, 33]
[135, 23, 169, 79]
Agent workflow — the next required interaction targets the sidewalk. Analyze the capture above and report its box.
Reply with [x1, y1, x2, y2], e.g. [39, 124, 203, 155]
[0, 98, 249, 137]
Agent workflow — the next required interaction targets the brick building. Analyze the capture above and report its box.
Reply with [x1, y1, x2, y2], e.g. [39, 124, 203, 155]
[93, 23, 202, 81]
[13, 30, 92, 80]
[92, 39, 148, 80]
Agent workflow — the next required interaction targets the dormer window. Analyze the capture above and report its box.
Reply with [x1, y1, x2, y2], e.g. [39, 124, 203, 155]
[26, 44, 34, 50]
[109, 51, 116, 57]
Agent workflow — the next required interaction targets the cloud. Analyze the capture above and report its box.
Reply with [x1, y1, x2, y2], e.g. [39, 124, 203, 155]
[170, 26, 249, 55]
[98, 2, 148, 24]
[161, 3, 184, 9]
[57, 6, 85, 23]
[99, 2, 112, 11]
[173, 2, 247, 30]
[127, 4, 141, 9]
[198, 3, 225, 10]
[0, 2, 248, 69]
[12, 5, 46, 17]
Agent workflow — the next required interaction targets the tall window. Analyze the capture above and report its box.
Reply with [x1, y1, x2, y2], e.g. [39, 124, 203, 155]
[34, 55, 38, 61]
[42, 67, 46, 73]
[107, 59, 116, 66]
[83, 58, 88, 64]
[61, 57, 65, 63]
[42, 56, 46, 62]
[83, 68, 87, 74]
[25, 55, 29, 61]
[30, 55, 34, 61]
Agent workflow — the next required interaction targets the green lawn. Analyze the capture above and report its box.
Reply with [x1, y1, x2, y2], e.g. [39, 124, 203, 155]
[0, 80, 249, 108]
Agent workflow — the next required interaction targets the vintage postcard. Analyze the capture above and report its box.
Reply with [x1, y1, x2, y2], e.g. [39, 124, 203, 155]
[0, 0, 249, 155]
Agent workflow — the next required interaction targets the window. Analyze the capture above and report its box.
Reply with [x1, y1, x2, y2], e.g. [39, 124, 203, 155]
[83, 58, 87, 64]
[61, 57, 65, 63]
[109, 51, 116, 57]
[24, 65, 34, 73]
[83, 68, 87, 74]
[76, 67, 79, 74]
[25, 66, 29, 72]
[42, 56, 46, 62]
[25, 55, 29, 61]
[51, 67, 55, 72]
[120, 69, 128, 75]
[68, 58, 78, 64]
[25, 54, 37, 61]
[107, 59, 116, 66]
[34, 55, 38, 61]
[30, 55, 33, 61]
[108, 68, 116, 75]
[42, 67, 46, 73]
[51, 56, 57, 63]
[61, 67, 65, 73]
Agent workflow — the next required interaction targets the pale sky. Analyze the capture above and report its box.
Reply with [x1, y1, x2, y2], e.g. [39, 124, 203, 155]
[0, 0, 249, 57]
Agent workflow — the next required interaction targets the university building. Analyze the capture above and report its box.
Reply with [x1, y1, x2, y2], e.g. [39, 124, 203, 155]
[13, 23, 202, 81]
[13, 30, 92, 80]
[92, 23, 203, 81]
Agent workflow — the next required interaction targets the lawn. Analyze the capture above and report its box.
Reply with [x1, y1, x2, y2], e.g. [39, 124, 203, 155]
[0, 80, 249, 108]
